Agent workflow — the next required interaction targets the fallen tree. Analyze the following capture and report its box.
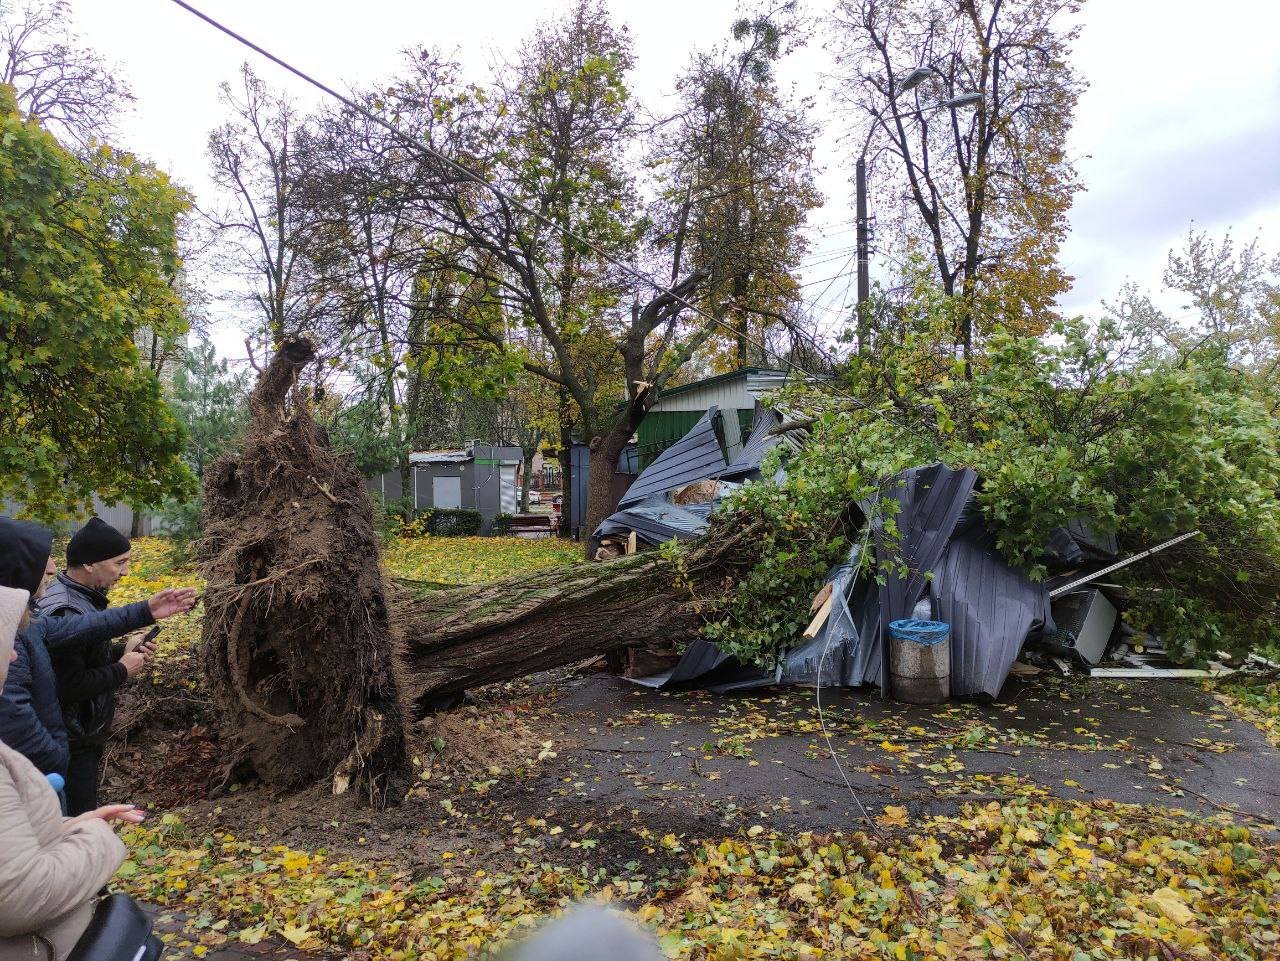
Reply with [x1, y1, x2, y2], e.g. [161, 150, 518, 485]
[200, 340, 754, 805]
[392, 523, 761, 709]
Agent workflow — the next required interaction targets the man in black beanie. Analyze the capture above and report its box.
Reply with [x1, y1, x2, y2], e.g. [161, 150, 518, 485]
[37, 518, 156, 814]
[0, 517, 196, 801]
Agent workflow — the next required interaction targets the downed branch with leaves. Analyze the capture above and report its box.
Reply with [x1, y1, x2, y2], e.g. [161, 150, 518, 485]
[704, 316, 1280, 670]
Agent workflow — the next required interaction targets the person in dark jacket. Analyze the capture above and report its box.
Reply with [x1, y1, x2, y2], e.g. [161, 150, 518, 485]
[37, 518, 156, 815]
[0, 518, 197, 789]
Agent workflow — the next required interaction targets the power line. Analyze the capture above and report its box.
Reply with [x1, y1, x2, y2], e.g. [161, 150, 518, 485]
[166, 0, 939, 447]
[797, 268, 857, 289]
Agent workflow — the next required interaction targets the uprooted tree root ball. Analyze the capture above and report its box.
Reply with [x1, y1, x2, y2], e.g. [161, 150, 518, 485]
[200, 338, 410, 807]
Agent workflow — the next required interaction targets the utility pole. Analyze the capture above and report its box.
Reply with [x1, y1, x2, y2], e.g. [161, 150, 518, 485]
[855, 155, 870, 353]
[852, 80, 981, 355]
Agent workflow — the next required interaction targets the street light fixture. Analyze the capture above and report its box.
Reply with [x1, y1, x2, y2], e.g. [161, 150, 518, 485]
[898, 66, 934, 92]
[939, 92, 984, 109]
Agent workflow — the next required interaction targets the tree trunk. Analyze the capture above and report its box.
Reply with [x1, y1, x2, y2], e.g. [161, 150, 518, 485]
[519, 450, 533, 514]
[200, 339, 410, 808]
[392, 517, 756, 709]
[558, 390, 574, 539]
[581, 427, 633, 556]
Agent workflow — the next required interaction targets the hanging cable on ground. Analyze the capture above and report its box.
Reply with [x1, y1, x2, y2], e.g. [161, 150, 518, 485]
[812, 525, 883, 837]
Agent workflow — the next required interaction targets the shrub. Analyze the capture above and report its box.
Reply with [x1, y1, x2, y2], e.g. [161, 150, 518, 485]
[395, 508, 484, 538]
[154, 497, 204, 563]
[375, 494, 415, 543]
[492, 513, 515, 536]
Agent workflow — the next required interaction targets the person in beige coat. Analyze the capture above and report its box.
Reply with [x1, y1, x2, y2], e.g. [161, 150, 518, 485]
[0, 585, 145, 961]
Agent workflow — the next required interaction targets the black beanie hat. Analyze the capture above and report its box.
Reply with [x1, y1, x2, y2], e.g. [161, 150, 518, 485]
[66, 517, 132, 567]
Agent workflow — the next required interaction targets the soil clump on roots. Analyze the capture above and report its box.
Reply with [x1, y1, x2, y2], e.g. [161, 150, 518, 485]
[200, 338, 409, 806]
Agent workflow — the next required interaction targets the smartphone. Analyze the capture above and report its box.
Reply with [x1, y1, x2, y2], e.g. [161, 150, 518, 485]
[125, 626, 161, 654]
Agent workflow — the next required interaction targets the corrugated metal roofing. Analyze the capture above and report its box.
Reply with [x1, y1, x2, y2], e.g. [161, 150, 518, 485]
[628, 638, 773, 692]
[611, 454, 1050, 701]
[619, 407, 727, 507]
[788, 464, 1049, 698]
[782, 541, 882, 688]
[717, 406, 783, 482]
[409, 450, 471, 464]
[654, 367, 788, 402]
[593, 493, 727, 547]
[930, 513, 1053, 697]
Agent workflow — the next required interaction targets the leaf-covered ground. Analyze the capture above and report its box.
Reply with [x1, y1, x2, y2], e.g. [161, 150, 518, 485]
[117, 794, 1277, 961]
[381, 536, 582, 585]
[1215, 675, 1280, 749]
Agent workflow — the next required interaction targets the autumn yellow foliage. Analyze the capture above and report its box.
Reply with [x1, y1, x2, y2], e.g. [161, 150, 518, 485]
[117, 796, 1278, 960]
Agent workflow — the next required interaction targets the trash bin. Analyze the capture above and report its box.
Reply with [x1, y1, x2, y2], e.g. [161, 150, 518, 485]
[888, 618, 950, 704]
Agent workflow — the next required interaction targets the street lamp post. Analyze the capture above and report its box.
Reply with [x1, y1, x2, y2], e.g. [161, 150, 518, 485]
[855, 75, 982, 353]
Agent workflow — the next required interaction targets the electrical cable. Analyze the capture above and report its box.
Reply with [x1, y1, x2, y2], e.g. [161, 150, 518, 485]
[810, 531, 1034, 958]
[812, 525, 882, 836]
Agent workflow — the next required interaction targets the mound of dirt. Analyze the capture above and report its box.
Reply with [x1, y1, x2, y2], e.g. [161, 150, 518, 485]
[200, 339, 409, 807]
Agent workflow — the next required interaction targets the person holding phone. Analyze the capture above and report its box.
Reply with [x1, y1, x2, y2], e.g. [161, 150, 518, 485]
[0, 518, 197, 813]
[36, 519, 167, 816]
[0, 583, 149, 961]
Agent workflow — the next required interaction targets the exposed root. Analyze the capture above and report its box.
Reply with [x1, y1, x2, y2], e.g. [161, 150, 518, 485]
[200, 338, 409, 807]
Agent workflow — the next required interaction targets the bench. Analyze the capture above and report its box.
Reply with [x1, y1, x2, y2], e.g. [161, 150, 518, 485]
[507, 513, 560, 538]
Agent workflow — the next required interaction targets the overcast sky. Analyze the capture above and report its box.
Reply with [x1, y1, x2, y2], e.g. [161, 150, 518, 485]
[69, 0, 1280, 357]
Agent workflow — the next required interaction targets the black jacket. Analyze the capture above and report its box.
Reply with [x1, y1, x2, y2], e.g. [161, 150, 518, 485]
[37, 573, 128, 748]
[0, 518, 153, 772]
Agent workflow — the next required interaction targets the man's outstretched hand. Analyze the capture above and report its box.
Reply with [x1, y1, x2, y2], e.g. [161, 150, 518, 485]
[147, 587, 199, 620]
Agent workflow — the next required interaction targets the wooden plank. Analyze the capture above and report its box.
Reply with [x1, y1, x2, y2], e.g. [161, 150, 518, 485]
[808, 582, 833, 616]
[802, 595, 833, 640]
[626, 531, 638, 555]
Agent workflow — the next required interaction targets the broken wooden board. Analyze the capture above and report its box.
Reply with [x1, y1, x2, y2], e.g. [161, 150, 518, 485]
[808, 582, 833, 616]
[802, 595, 834, 640]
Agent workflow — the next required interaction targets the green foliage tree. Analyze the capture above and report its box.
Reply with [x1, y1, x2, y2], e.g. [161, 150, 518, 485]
[671, 13, 821, 369]
[709, 292, 1280, 666]
[0, 85, 195, 523]
[155, 337, 248, 548]
[322, 395, 405, 479]
[168, 337, 250, 478]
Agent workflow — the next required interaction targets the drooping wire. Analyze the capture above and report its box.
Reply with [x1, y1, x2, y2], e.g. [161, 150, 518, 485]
[813, 524, 882, 836]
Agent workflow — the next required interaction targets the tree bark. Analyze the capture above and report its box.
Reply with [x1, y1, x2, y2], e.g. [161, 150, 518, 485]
[392, 517, 755, 709]
[519, 450, 533, 513]
[581, 426, 634, 551]
[557, 388, 574, 539]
